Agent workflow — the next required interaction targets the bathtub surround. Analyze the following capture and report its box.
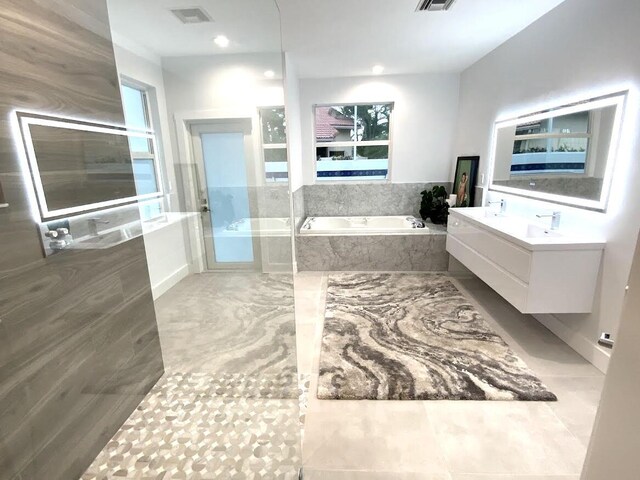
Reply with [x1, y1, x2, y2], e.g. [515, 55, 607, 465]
[0, 2, 164, 479]
[296, 230, 448, 271]
[303, 182, 452, 218]
[317, 273, 556, 401]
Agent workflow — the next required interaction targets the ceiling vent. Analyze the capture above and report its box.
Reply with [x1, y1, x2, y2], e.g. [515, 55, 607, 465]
[416, 0, 457, 11]
[170, 7, 213, 24]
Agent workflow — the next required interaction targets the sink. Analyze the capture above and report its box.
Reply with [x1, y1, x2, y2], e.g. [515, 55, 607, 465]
[526, 224, 562, 238]
[72, 225, 142, 250]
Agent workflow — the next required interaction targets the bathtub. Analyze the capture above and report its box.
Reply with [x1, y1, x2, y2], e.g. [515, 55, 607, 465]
[296, 215, 448, 271]
[299, 215, 440, 236]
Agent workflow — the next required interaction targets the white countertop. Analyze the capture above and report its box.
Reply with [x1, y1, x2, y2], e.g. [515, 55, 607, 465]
[448, 207, 606, 251]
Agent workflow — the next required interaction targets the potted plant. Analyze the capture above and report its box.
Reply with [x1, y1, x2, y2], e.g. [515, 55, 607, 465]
[420, 185, 449, 225]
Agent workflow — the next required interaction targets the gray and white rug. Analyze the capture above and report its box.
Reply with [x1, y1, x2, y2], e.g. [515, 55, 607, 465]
[317, 274, 557, 401]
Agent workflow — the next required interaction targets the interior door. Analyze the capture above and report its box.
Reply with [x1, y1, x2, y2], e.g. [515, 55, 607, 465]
[190, 120, 260, 271]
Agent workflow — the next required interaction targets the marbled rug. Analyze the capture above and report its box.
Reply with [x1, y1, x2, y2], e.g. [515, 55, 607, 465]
[317, 274, 557, 401]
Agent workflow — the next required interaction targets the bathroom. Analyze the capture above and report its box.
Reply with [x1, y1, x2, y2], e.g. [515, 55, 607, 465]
[1, 0, 640, 478]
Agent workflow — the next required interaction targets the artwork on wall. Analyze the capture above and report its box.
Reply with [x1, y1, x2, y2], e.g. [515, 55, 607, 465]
[453, 156, 480, 207]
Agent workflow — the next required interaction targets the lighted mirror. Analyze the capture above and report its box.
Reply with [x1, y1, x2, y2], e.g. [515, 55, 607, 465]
[18, 113, 161, 220]
[489, 92, 626, 210]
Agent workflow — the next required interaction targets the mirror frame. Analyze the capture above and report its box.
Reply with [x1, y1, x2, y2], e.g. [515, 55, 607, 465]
[488, 91, 627, 211]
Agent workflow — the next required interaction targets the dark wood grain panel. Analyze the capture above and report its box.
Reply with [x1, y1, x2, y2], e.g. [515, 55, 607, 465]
[0, 1, 164, 479]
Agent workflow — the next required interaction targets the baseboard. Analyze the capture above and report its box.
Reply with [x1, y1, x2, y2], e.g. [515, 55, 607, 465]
[534, 313, 611, 374]
[152, 264, 190, 300]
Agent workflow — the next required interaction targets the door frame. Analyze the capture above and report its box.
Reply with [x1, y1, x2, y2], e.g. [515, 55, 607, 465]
[174, 107, 267, 273]
[190, 120, 261, 271]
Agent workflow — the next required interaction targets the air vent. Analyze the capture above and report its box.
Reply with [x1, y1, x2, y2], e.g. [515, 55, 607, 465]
[170, 7, 213, 24]
[416, 0, 457, 11]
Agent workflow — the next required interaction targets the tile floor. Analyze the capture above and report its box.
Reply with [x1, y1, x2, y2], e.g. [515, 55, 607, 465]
[296, 272, 604, 479]
[85, 270, 604, 479]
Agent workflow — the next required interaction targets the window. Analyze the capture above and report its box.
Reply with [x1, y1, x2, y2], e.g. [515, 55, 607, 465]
[314, 103, 392, 181]
[260, 107, 288, 183]
[511, 111, 590, 175]
[121, 82, 162, 219]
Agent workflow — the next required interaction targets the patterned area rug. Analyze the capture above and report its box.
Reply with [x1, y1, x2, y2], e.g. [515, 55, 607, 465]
[317, 274, 557, 401]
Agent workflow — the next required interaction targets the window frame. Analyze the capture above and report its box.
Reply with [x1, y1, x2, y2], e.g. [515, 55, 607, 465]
[120, 78, 165, 218]
[313, 102, 394, 184]
[259, 106, 289, 183]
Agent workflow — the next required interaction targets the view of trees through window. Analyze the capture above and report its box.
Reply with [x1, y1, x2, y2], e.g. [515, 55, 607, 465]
[315, 103, 393, 181]
[260, 107, 288, 182]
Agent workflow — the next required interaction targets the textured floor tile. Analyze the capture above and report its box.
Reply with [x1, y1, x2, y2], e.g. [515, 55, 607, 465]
[302, 400, 448, 473]
[426, 402, 586, 476]
[83, 373, 302, 479]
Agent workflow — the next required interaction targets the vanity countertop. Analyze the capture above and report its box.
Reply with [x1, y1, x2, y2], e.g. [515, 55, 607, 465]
[448, 207, 606, 252]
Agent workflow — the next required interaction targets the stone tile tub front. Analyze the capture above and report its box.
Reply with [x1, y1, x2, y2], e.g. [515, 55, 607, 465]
[296, 216, 448, 271]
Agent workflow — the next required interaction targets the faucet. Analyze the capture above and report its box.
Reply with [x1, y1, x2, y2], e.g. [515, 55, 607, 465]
[88, 218, 109, 236]
[536, 211, 561, 230]
[406, 216, 425, 228]
[487, 199, 506, 214]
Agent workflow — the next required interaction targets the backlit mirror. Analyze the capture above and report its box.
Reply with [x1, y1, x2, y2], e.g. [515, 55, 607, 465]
[489, 92, 626, 210]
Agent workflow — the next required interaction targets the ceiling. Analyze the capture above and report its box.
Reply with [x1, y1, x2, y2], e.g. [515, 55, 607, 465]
[107, 0, 566, 77]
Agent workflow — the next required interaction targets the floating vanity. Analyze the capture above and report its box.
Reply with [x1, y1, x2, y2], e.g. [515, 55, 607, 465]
[447, 207, 605, 314]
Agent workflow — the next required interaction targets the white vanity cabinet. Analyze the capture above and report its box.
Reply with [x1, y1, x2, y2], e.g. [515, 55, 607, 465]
[447, 208, 605, 314]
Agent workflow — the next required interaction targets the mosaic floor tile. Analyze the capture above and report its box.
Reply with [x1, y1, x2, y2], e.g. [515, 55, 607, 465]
[83, 373, 303, 479]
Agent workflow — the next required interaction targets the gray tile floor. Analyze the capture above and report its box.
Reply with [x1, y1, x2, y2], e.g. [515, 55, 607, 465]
[84, 273, 302, 479]
[85, 271, 604, 479]
[296, 272, 604, 479]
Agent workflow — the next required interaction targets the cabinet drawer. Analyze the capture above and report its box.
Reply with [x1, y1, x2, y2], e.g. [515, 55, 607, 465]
[448, 215, 531, 283]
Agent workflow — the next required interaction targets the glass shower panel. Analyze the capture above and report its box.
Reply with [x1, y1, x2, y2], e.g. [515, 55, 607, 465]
[200, 132, 254, 264]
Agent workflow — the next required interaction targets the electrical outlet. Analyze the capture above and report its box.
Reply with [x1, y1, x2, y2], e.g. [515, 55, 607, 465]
[598, 332, 614, 348]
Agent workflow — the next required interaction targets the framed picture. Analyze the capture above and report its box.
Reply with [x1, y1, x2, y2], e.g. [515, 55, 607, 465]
[453, 156, 479, 207]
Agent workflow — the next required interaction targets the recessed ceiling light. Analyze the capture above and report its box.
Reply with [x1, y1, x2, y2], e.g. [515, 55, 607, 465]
[214, 35, 230, 48]
[372, 65, 384, 75]
[264, 70, 275, 78]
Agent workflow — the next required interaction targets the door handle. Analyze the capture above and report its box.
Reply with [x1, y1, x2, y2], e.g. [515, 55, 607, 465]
[201, 206, 210, 213]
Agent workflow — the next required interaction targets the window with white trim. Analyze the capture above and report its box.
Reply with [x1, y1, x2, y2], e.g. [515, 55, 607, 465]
[121, 82, 163, 219]
[314, 103, 392, 181]
[260, 107, 288, 183]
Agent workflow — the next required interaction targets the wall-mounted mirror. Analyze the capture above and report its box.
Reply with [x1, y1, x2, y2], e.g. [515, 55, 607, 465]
[18, 113, 162, 220]
[489, 92, 626, 210]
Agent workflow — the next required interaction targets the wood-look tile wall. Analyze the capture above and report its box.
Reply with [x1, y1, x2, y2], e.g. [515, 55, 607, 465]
[0, 1, 164, 479]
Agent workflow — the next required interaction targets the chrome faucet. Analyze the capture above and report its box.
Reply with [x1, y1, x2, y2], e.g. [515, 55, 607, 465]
[406, 216, 425, 228]
[88, 218, 109, 236]
[536, 211, 561, 230]
[487, 199, 506, 214]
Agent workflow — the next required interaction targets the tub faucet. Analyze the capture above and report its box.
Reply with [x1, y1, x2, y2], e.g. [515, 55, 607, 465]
[88, 218, 109, 236]
[536, 211, 561, 230]
[487, 199, 506, 214]
[406, 216, 425, 228]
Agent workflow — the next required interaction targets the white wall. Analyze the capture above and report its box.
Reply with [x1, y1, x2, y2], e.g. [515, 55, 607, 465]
[284, 53, 304, 192]
[113, 45, 190, 297]
[582, 233, 640, 479]
[298, 73, 460, 185]
[162, 53, 285, 187]
[453, 0, 640, 371]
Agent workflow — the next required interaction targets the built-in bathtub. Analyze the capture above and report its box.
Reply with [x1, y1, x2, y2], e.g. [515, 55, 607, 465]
[296, 215, 448, 271]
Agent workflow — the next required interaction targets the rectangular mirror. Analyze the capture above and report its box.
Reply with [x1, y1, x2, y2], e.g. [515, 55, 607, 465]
[19, 113, 161, 220]
[489, 92, 626, 210]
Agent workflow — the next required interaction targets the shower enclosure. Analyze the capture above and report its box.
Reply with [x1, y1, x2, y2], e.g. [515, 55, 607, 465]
[0, 0, 300, 478]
